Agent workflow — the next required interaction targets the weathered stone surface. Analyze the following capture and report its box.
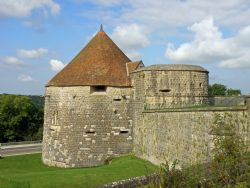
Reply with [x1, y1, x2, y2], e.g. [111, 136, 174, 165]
[133, 107, 249, 166]
[42, 86, 133, 167]
[131, 66, 209, 109]
[43, 63, 250, 168]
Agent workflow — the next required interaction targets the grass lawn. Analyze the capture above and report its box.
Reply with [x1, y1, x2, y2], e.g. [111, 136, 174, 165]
[0, 154, 157, 188]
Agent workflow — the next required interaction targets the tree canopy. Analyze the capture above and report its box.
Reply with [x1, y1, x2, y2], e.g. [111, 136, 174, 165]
[208, 83, 241, 96]
[0, 94, 43, 143]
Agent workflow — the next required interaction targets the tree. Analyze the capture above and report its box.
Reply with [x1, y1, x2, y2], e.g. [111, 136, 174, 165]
[208, 83, 227, 96]
[227, 88, 241, 96]
[0, 94, 43, 143]
[208, 83, 241, 97]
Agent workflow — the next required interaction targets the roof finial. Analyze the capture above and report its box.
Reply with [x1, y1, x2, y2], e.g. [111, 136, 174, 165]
[100, 24, 104, 32]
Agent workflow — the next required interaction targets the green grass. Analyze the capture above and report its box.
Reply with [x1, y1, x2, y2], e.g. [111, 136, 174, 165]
[0, 154, 157, 188]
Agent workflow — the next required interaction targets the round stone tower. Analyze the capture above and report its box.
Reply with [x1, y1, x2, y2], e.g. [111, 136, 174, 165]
[131, 64, 209, 109]
[42, 26, 136, 167]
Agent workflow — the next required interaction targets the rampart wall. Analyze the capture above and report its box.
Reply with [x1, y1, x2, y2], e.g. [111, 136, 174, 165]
[133, 106, 250, 166]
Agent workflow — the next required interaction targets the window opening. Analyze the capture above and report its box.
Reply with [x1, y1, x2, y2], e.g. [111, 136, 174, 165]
[86, 130, 95, 134]
[159, 89, 171, 92]
[120, 130, 129, 134]
[91, 86, 107, 93]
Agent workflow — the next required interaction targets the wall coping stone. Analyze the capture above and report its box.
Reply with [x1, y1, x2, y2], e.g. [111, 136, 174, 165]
[143, 106, 247, 113]
[98, 173, 159, 188]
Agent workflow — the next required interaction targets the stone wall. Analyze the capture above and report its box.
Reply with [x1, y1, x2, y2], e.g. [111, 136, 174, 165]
[131, 66, 212, 166]
[42, 62, 250, 169]
[42, 86, 133, 167]
[99, 173, 159, 188]
[133, 107, 250, 166]
[131, 67, 209, 110]
[208, 96, 246, 106]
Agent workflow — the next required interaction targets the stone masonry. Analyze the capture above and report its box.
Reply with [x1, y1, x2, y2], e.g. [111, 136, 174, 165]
[42, 26, 250, 168]
[42, 86, 133, 167]
[133, 107, 249, 166]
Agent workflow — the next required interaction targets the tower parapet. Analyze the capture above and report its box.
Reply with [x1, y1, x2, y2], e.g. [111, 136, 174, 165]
[131, 64, 209, 109]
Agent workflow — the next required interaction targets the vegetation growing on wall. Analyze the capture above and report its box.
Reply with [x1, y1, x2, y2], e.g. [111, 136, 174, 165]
[0, 94, 43, 143]
[204, 113, 249, 187]
[147, 113, 250, 188]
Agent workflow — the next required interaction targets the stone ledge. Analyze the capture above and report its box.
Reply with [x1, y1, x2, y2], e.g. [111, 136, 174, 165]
[98, 173, 159, 188]
[143, 106, 247, 113]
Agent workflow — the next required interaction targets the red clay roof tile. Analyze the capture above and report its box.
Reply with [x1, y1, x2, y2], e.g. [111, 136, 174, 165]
[126, 61, 144, 74]
[47, 27, 132, 87]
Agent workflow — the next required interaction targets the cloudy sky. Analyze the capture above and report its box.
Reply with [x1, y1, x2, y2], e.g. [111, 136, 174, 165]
[1, 0, 250, 95]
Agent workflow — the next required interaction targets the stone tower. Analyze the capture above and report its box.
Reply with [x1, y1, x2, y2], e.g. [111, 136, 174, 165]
[42, 26, 141, 167]
[131, 64, 209, 109]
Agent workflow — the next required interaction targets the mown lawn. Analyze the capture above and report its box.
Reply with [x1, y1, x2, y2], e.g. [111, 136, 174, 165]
[0, 154, 157, 188]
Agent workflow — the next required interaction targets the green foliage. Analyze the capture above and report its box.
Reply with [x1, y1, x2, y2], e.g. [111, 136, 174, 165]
[154, 161, 203, 188]
[0, 94, 43, 143]
[208, 83, 242, 96]
[204, 113, 249, 187]
[0, 154, 157, 188]
[28, 95, 44, 109]
[227, 88, 241, 96]
[159, 160, 187, 188]
[209, 84, 227, 96]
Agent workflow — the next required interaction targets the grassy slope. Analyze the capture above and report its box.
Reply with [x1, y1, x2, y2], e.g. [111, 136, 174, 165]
[0, 154, 157, 188]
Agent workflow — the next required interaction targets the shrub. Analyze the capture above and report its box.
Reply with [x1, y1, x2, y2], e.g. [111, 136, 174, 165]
[204, 113, 249, 187]
[158, 160, 187, 188]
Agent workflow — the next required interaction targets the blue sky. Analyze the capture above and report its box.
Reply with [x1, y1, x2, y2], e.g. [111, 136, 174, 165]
[1, 0, 250, 95]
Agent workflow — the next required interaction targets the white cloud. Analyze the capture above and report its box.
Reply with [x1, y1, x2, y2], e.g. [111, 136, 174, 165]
[2, 56, 23, 66]
[111, 24, 150, 60]
[82, 0, 250, 33]
[17, 48, 48, 59]
[0, 0, 60, 18]
[18, 74, 33, 82]
[219, 54, 250, 69]
[165, 17, 250, 69]
[50, 59, 65, 71]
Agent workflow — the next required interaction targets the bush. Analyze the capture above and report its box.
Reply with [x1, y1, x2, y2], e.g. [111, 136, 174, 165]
[204, 113, 249, 187]
[159, 160, 187, 188]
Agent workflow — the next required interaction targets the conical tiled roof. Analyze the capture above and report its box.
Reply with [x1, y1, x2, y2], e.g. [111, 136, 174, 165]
[47, 26, 131, 87]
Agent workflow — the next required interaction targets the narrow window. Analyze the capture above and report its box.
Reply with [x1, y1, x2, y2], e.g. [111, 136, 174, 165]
[113, 98, 121, 101]
[86, 130, 95, 134]
[120, 130, 129, 134]
[52, 111, 58, 125]
[54, 111, 58, 125]
[90, 86, 107, 93]
[159, 89, 171, 93]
